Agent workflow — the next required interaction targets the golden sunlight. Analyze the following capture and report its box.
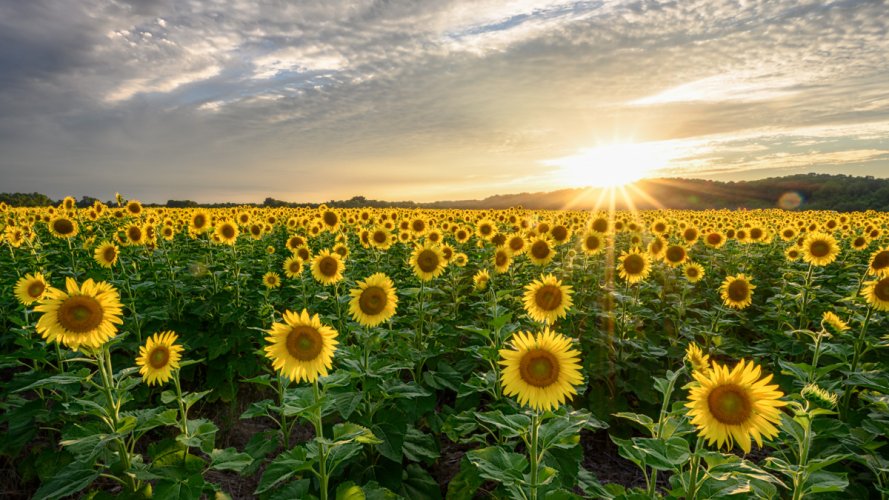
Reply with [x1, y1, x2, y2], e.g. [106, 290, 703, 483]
[544, 142, 677, 188]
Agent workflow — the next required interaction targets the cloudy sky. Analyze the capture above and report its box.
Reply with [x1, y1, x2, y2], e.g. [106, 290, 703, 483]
[2, 0, 888, 203]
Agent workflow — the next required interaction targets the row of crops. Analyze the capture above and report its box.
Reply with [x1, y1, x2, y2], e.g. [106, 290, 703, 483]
[1, 197, 888, 499]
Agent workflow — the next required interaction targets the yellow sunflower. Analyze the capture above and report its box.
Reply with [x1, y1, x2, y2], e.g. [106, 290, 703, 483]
[663, 245, 688, 267]
[720, 274, 755, 310]
[867, 247, 889, 277]
[264, 309, 338, 383]
[452, 252, 468, 267]
[311, 249, 345, 285]
[785, 246, 802, 262]
[263, 271, 282, 289]
[215, 220, 239, 245]
[93, 241, 119, 268]
[369, 226, 394, 250]
[821, 311, 849, 334]
[349, 273, 398, 327]
[617, 248, 651, 284]
[34, 277, 124, 350]
[473, 269, 491, 291]
[14, 272, 50, 305]
[685, 359, 786, 453]
[507, 234, 527, 255]
[493, 246, 512, 274]
[136, 331, 184, 386]
[862, 277, 889, 311]
[685, 343, 710, 375]
[579, 230, 605, 255]
[189, 209, 211, 234]
[682, 262, 705, 283]
[801, 231, 840, 266]
[499, 328, 583, 412]
[48, 216, 79, 239]
[410, 243, 446, 281]
[523, 274, 573, 324]
[283, 255, 304, 279]
[527, 236, 555, 266]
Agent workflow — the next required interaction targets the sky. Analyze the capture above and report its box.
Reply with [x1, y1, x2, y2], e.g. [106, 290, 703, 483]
[1, 0, 888, 203]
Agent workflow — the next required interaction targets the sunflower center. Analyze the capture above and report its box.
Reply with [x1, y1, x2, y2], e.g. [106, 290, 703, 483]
[285, 326, 324, 361]
[27, 281, 45, 298]
[750, 228, 763, 240]
[519, 349, 560, 387]
[103, 246, 117, 262]
[874, 278, 889, 301]
[707, 384, 752, 425]
[417, 250, 440, 272]
[323, 211, 338, 226]
[666, 246, 686, 263]
[193, 214, 206, 228]
[412, 220, 425, 232]
[535, 285, 563, 311]
[221, 225, 235, 239]
[872, 251, 889, 271]
[686, 267, 699, 278]
[531, 240, 550, 259]
[707, 233, 722, 245]
[551, 226, 567, 241]
[496, 252, 508, 266]
[297, 248, 310, 261]
[480, 224, 492, 235]
[359, 286, 388, 315]
[509, 237, 524, 252]
[53, 219, 75, 235]
[592, 218, 608, 233]
[809, 240, 830, 257]
[289, 261, 302, 273]
[684, 228, 698, 241]
[373, 231, 387, 243]
[128, 226, 143, 241]
[149, 346, 170, 369]
[57, 295, 104, 334]
[319, 256, 339, 277]
[585, 236, 600, 251]
[623, 254, 645, 275]
[727, 280, 749, 302]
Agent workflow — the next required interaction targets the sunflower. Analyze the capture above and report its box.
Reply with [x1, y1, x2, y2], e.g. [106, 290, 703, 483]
[189, 209, 211, 234]
[499, 328, 583, 412]
[527, 236, 555, 266]
[283, 255, 304, 279]
[507, 234, 527, 255]
[785, 246, 802, 262]
[473, 269, 491, 291]
[617, 248, 651, 284]
[14, 272, 50, 305]
[452, 252, 468, 267]
[493, 246, 512, 274]
[862, 277, 889, 311]
[48, 216, 79, 239]
[523, 274, 573, 324]
[263, 271, 282, 289]
[663, 245, 688, 267]
[703, 231, 726, 249]
[215, 220, 239, 245]
[369, 226, 393, 250]
[93, 241, 119, 268]
[579, 231, 605, 255]
[685, 359, 786, 453]
[685, 343, 710, 375]
[125, 200, 143, 216]
[821, 311, 849, 334]
[801, 231, 839, 266]
[136, 331, 184, 386]
[719, 274, 755, 310]
[867, 247, 889, 277]
[311, 249, 345, 285]
[264, 309, 338, 383]
[34, 277, 124, 350]
[349, 273, 398, 327]
[683, 262, 705, 283]
[410, 243, 446, 281]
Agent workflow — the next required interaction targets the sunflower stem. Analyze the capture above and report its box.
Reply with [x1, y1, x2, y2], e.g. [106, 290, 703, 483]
[798, 263, 815, 330]
[172, 370, 189, 464]
[528, 410, 540, 500]
[95, 347, 138, 493]
[312, 379, 329, 500]
[791, 404, 814, 500]
[687, 435, 705, 500]
[278, 376, 290, 449]
[841, 305, 873, 415]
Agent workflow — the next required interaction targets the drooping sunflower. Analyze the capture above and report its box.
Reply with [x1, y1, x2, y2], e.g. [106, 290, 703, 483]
[283, 255, 304, 279]
[493, 246, 512, 274]
[136, 331, 184, 386]
[34, 277, 124, 350]
[264, 309, 338, 383]
[473, 269, 491, 291]
[263, 271, 282, 289]
[801, 231, 840, 266]
[720, 274, 755, 310]
[861, 276, 889, 311]
[93, 241, 119, 268]
[48, 216, 79, 239]
[527, 236, 555, 266]
[349, 273, 398, 327]
[499, 328, 583, 412]
[617, 248, 651, 284]
[215, 220, 239, 245]
[867, 247, 889, 277]
[685, 343, 710, 375]
[410, 243, 446, 281]
[311, 249, 345, 285]
[685, 359, 786, 453]
[821, 311, 849, 334]
[14, 272, 50, 305]
[682, 262, 705, 283]
[523, 274, 573, 324]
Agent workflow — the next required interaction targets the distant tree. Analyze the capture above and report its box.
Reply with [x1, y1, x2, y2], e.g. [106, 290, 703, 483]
[166, 199, 199, 208]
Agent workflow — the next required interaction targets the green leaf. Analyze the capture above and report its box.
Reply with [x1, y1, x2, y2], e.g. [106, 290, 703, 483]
[33, 460, 99, 500]
[256, 447, 314, 495]
[209, 447, 254, 473]
[446, 456, 484, 499]
[402, 426, 440, 462]
[467, 446, 528, 487]
[476, 411, 530, 440]
[182, 390, 212, 410]
[240, 399, 275, 420]
[614, 412, 655, 434]
[16, 369, 90, 392]
[153, 474, 207, 500]
[177, 419, 218, 453]
[371, 412, 407, 462]
[630, 436, 690, 471]
[336, 481, 366, 500]
[333, 422, 383, 445]
[804, 470, 848, 494]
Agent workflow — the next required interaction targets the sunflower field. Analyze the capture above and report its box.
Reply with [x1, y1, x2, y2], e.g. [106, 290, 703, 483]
[2, 197, 889, 499]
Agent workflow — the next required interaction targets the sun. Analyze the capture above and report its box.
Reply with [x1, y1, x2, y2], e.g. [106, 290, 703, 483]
[545, 141, 675, 188]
